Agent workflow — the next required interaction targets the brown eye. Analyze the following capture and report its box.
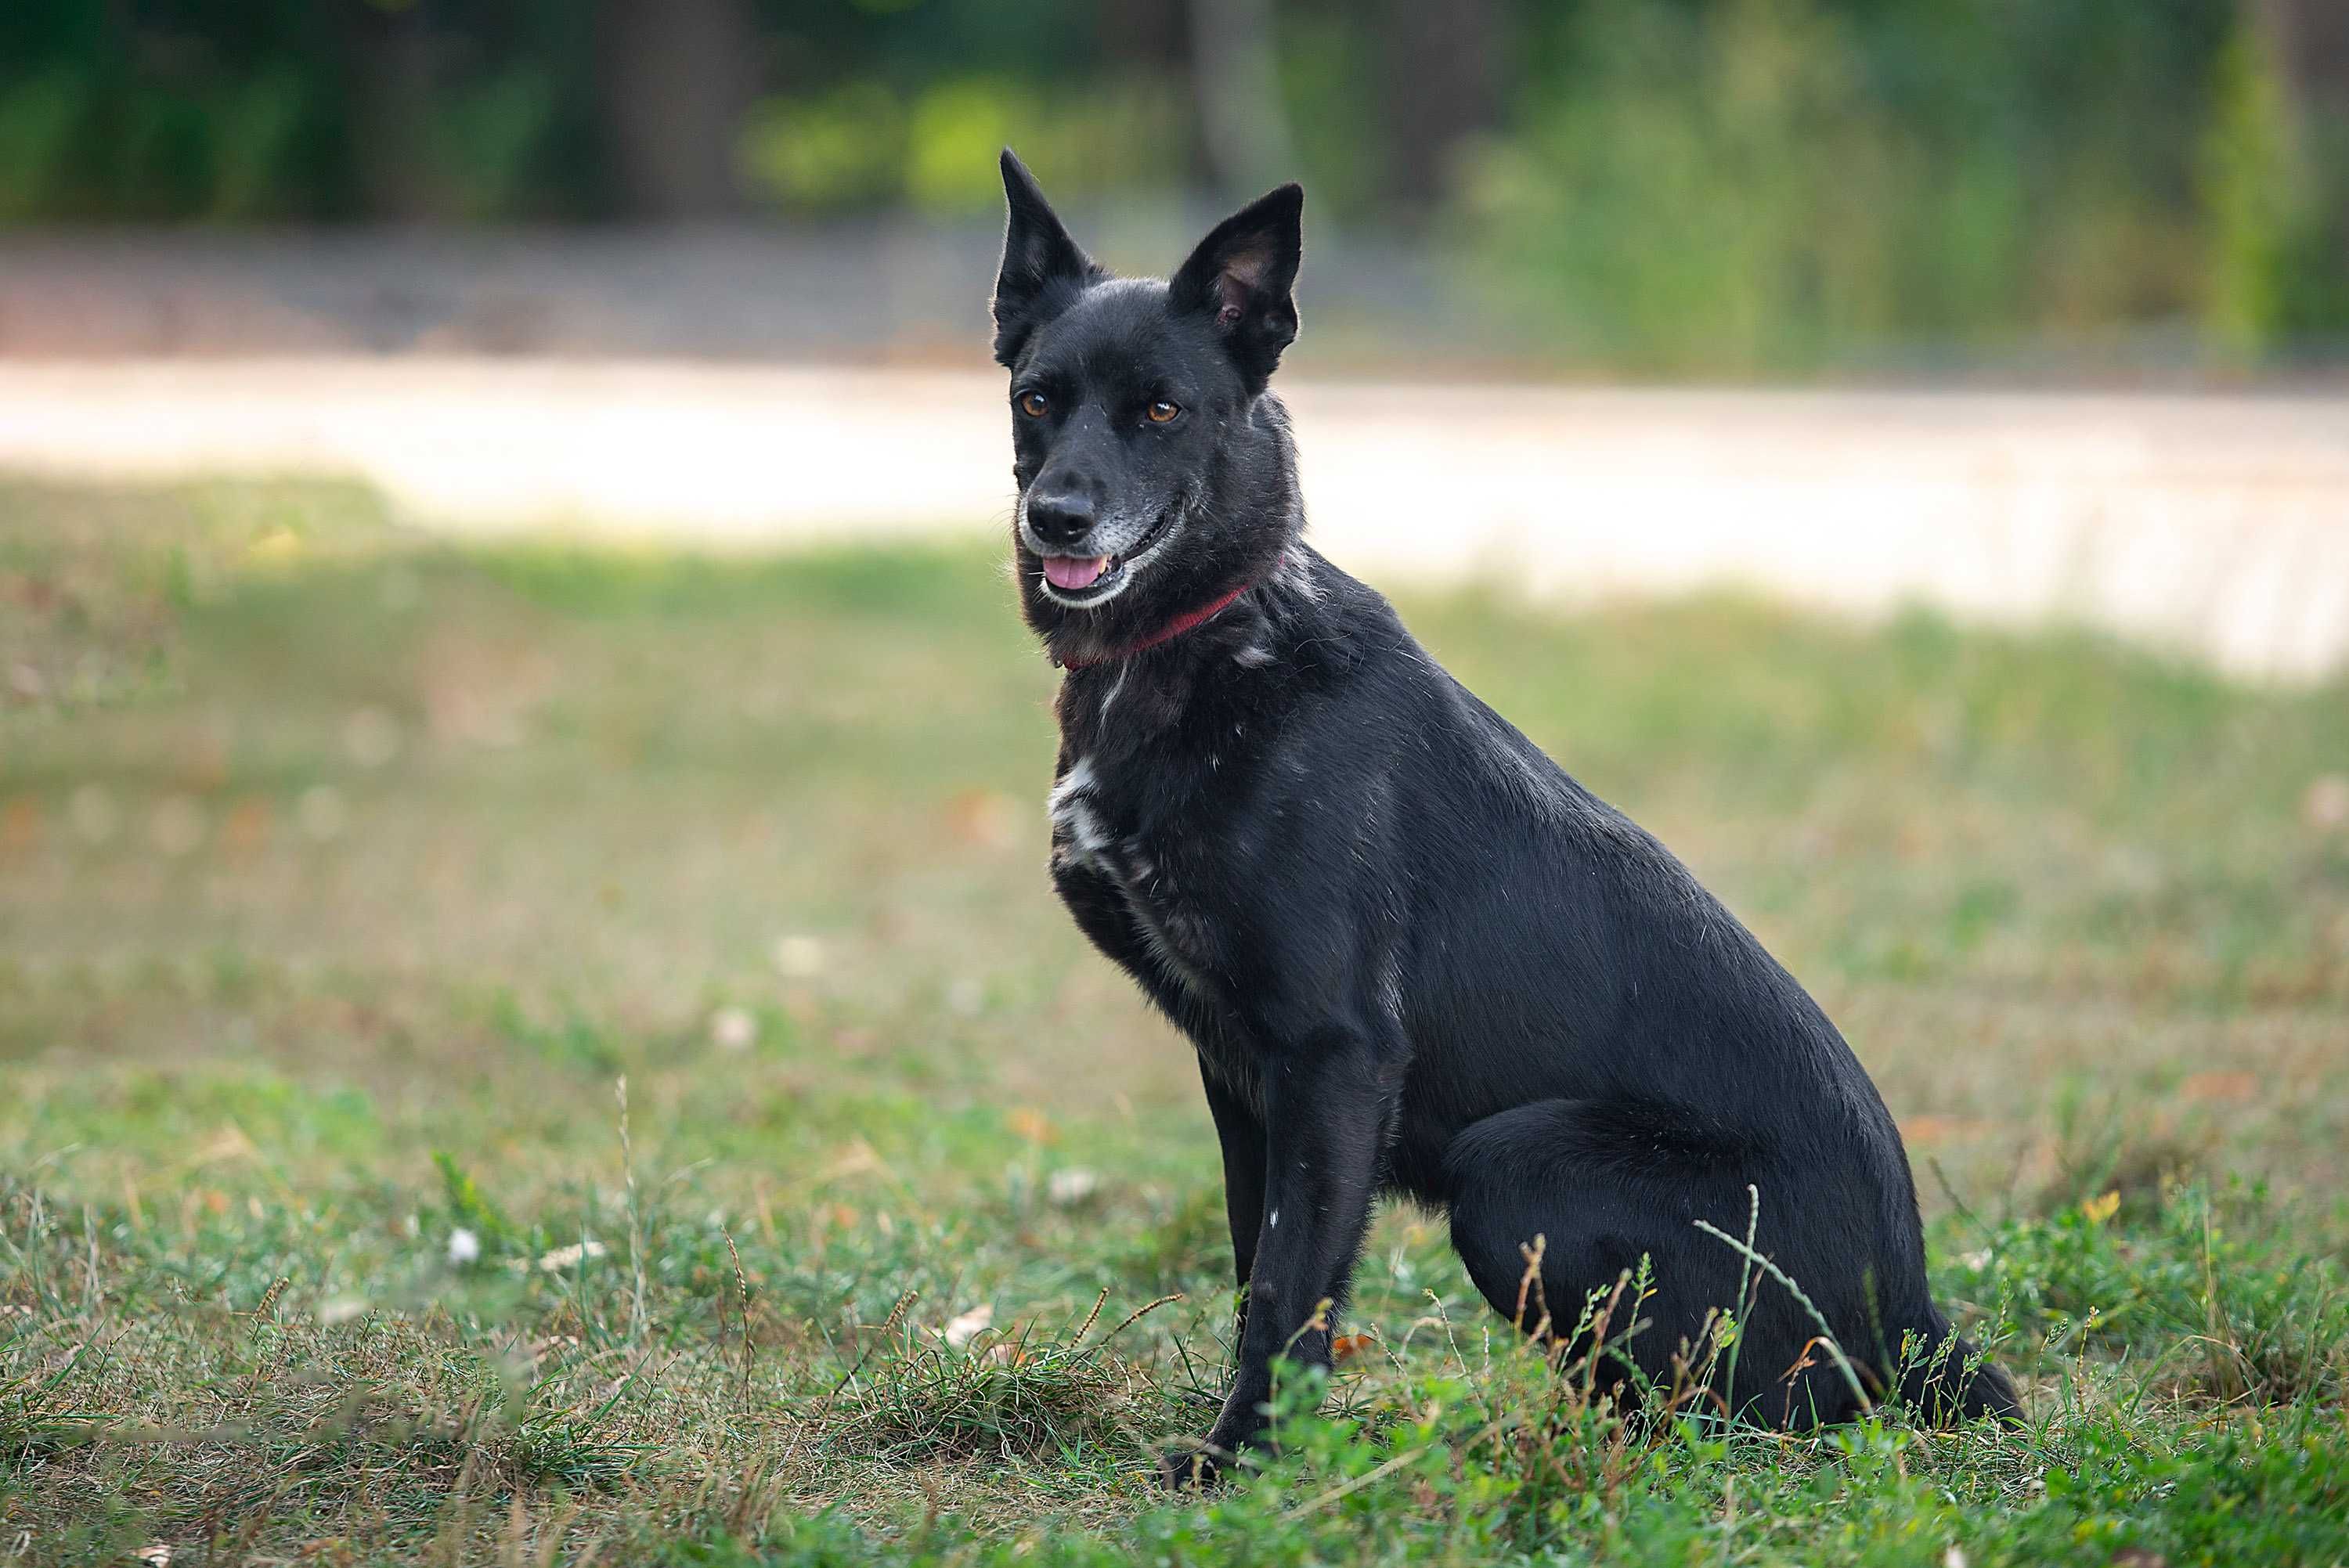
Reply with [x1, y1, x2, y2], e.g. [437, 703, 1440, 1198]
[1019, 391, 1049, 418]
[1147, 399, 1182, 424]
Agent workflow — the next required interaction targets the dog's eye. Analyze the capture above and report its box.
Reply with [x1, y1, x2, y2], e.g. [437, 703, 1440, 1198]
[1146, 400, 1182, 424]
[1018, 391, 1049, 418]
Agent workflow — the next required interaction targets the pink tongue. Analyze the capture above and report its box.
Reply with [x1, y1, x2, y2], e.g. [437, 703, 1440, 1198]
[1044, 555, 1109, 590]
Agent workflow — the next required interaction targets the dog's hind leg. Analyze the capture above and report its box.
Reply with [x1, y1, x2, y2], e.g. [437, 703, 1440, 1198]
[1440, 1098, 1867, 1428]
[1896, 1317, 2024, 1426]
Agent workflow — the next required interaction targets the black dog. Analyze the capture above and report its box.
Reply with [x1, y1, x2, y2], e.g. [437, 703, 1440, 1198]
[990, 150, 2018, 1482]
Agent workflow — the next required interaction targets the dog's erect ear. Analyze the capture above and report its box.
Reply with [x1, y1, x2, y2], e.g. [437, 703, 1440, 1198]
[1170, 183, 1303, 390]
[993, 149, 1099, 367]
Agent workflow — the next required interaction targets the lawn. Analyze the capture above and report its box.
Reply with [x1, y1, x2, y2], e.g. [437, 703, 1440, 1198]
[2, 477, 2346, 1566]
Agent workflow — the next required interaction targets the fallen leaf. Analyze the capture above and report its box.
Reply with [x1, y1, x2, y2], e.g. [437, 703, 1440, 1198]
[2303, 774, 2349, 832]
[220, 798, 271, 859]
[536, 1239, 608, 1272]
[944, 789, 1019, 850]
[1899, 1114, 1990, 1148]
[943, 1303, 993, 1348]
[2179, 1070, 2256, 1103]
[823, 1138, 893, 1183]
[0, 798, 38, 855]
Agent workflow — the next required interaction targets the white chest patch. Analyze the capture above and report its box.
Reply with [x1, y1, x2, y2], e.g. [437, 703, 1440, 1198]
[1048, 757, 1114, 873]
[1048, 754, 1218, 1003]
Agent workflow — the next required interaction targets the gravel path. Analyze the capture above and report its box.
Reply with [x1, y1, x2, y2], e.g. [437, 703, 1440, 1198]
[3, 358, 2344, 678]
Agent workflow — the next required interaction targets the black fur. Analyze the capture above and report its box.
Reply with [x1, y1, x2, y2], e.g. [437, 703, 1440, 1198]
[990, 150, 2019, 1483]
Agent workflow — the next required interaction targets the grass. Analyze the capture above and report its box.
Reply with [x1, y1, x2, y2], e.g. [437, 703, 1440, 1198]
[2, 474, 2346, 1565]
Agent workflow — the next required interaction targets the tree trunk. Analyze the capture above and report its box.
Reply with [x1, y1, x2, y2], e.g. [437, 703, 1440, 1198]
[2253, 0, 2349, 121]
[2250, 0, 2349, 297]
[1189, 0, 1300, 196]
[1377, 0, 1502, 211]
[342, 2, 443, 222]
[597, 0, 759, 219]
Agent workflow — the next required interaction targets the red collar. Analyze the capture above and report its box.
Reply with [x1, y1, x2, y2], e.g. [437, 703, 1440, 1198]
[1054, 557, 1277, 671]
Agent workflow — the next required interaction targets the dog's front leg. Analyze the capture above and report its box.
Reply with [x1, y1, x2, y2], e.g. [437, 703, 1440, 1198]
[1169, 1029, 1395, 1486]
[1200, 1069, 1266, 1299]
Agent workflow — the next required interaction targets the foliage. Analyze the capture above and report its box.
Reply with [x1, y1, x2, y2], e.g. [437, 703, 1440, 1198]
[1460, 0, 2349, 369]
[0, 2, 2342, 366]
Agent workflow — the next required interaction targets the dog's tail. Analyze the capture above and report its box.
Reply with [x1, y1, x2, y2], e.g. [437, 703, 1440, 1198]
[1898, 1328, 2023, 1426]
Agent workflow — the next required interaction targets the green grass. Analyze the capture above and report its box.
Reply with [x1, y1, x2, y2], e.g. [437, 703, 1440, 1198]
[2, 476, 2346, 1565]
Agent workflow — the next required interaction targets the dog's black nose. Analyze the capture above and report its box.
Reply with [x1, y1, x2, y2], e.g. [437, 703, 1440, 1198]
[1025, 489, 1095, 550]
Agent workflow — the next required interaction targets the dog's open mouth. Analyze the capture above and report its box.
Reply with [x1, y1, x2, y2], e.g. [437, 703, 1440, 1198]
[1038, 512, 1173, 605]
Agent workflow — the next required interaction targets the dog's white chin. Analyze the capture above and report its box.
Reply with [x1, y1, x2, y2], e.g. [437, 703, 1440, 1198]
[1034, 524, 1178, 610]
[1040, 566, 1138, 609]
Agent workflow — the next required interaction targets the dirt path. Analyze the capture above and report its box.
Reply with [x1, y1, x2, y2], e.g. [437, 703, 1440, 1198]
[3, 359, 2344, 678]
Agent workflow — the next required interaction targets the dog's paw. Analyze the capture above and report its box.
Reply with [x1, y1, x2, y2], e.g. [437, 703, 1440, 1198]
[1156, 1439, 1236, 1489]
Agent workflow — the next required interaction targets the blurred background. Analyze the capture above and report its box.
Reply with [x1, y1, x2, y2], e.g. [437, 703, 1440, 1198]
[2, 0, 2347, 371]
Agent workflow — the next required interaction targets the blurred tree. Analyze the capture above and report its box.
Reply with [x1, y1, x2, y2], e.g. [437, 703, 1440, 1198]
[1189, 0, 1297, 196]
[597, 0, 757, 218]
[1463, 0, 2277, 371]
[1375, 0, 1500, 210]
[0, 0, 2336, 366]
[2250, 0, 2349, 334]
[342, 1, 437, 220]
[2258, 0, 2349, 119]
[1101, 0, 1200, 181]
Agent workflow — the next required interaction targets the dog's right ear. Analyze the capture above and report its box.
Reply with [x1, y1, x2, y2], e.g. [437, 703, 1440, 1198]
[993, 149, 1098, 367]
[1170, 182, 1303, 392]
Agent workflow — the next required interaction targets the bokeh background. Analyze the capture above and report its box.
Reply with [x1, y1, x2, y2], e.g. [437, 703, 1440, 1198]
[4, 5, 2349, 1555]
[2, 0, 2347, 369]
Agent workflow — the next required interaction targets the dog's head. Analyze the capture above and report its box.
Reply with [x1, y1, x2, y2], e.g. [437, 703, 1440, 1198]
[991, 150, 1304, 658]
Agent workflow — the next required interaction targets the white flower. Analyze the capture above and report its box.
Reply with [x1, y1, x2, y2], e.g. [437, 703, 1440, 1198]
[446, 1227, 481, 1266]
[709, 1005, 757, 1051]
[942, 1303, 993, 1348]
[536, 1239, 607, 1272]
[773, 935, 826, 979]
[1046, 1168, 1099, 1206]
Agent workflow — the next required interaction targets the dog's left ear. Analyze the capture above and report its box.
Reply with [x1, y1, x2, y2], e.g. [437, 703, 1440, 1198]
[994, 148, 1101, 367]
[1171, 183, 1303, 391]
